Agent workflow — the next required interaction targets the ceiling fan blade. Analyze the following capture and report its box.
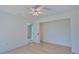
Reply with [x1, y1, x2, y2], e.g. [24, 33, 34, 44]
[43, 7, 52, 10]
[34, 5, 41, 9]
[30, 8, 35, 11]
[36, 7, 42, 11]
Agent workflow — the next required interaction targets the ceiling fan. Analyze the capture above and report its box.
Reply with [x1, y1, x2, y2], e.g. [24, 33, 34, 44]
[29, 5, 51, 16]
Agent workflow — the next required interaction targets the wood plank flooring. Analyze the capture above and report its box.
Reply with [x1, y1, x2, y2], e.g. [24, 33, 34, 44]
[7, 42, 72, 54]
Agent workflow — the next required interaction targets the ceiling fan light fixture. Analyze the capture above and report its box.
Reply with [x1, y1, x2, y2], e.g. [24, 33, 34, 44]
[29, 10, 42, 16]
[29, 6, 43, 16]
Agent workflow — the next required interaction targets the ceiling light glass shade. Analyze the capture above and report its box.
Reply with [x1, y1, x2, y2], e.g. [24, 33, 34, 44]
[33, 12, 39, 16]
[29, 11, 42, 16]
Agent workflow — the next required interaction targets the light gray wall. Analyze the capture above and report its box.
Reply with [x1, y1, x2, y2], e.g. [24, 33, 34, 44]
[71, 12, 79, 53]
[0, 11, 27, 53]
[41, 19, 71, 47]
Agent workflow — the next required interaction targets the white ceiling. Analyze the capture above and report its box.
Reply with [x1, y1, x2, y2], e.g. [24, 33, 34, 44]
[0, 5, 78, 20]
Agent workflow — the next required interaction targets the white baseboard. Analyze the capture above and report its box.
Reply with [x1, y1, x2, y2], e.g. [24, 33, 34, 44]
[42, 40, 71, 48]
[1, 42, 29, 54]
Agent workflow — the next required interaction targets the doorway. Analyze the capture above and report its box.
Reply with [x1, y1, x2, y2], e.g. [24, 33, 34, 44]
[40, 19, 71, 47]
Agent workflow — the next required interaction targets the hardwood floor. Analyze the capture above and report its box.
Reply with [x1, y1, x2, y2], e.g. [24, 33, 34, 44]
[7, 42, 72, 54]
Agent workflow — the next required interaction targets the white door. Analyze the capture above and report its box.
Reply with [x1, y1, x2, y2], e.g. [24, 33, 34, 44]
[33, 23, 40, 43]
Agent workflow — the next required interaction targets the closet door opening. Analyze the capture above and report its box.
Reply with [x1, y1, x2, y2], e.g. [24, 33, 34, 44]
[40, 19, 71, 47]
